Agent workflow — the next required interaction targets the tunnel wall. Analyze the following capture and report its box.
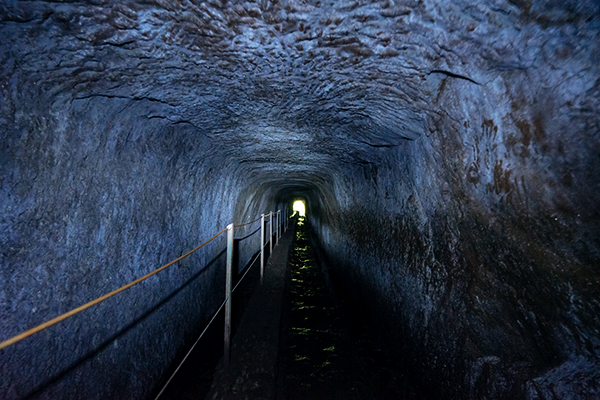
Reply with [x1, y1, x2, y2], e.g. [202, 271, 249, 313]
[2, 0, 599, 399]
[0, 92, 269, 399]
[311, 64, 600, 398]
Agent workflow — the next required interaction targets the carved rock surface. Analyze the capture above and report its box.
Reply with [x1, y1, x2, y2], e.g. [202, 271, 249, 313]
[0, 0, 599, 399]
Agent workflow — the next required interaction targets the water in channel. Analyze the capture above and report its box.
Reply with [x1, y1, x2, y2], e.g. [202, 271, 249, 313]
[276, 217, 369, 399]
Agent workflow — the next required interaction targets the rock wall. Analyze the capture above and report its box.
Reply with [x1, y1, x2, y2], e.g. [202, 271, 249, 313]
[310, 41, 600, 400]
[0, 93, 271, 399]
[1, 0, 599, 399]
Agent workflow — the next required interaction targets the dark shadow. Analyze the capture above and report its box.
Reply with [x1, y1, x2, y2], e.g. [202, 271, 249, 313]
[307, 227, 422, 400]
[157, 244, 265, 400]
[236, 226, 260, 242]
[22, 247, 227, 400]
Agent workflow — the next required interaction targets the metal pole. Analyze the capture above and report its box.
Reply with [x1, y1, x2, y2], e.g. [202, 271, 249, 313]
[269, 212, 273, 255]
[260, 213, 265, 285]
[224, 223, 234, 367]
[278, 210, 281, 240]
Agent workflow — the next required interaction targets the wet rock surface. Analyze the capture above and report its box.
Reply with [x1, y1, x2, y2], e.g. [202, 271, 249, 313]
[277, 217, 370, 399]
[1, 0, 599, 399]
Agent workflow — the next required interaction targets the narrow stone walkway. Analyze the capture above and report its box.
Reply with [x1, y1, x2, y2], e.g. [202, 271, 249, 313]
[206, 219, 296, 399]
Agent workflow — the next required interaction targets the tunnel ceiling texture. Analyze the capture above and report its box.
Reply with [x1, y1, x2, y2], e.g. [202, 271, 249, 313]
[1, 0, 599, 399]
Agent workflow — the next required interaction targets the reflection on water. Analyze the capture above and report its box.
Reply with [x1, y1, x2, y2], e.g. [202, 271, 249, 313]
[277, 217, 367, 399]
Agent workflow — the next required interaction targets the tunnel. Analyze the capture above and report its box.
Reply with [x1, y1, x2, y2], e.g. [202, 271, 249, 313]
[1, 0, 599, 399]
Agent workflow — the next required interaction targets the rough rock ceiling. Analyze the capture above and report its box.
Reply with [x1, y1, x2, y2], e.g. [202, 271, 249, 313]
[1, 0, 598, 207]
[5, 0, 585, 168]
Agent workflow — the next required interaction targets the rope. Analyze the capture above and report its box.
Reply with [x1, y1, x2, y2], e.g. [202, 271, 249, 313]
[155, 249, 262, 399]
[159, 213, 291, 394]
[154, 296, 228, 400]
[235, 226, 260, 242]
[233, 251, 261, 293]
[0, 228, 228, 351]
[233, 216, 262, 228]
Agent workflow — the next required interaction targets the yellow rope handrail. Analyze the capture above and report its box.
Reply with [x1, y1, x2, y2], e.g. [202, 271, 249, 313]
[0, 227, 228, 351]
[233, 216, 262, 228]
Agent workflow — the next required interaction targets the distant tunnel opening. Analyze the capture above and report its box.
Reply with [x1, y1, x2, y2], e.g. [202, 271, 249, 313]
[292, 200, 305, 217]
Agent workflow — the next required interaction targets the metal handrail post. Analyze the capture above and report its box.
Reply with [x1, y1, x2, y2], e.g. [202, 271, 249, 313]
[260, 213, 265, 285]
[224, 223, 234, 367]
[269, 212, 273, 255]
[277, 210, 281, 240]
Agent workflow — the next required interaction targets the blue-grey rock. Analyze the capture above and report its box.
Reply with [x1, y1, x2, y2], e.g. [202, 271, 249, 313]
[0, 0, 599, 399]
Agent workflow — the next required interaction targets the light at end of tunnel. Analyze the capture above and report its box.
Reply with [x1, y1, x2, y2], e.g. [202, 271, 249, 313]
[293, 200, 305, 217]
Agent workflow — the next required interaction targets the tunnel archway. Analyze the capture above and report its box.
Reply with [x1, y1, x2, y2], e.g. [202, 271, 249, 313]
[292, 200, 306, 217]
